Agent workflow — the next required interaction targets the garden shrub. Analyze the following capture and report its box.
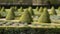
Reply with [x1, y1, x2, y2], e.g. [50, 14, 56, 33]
[35, 6, 39, 11]
[38, 8, 51, 23]
[1, 7, 5, 11]
[19, 9, 33, 24]
[14, 6, 18, 11]
[18, 7, 24, 14]
[50, 6, 57, 15]
[6, 7, 15, 20]
[1, 7, 6, 17]
[0, 27, 60, 34]
[19, 7, 23, 12]
[39, 7, 43, 15]
[10, 7, 15, 11]
[28, 6, 34, 16]
[58, 6, 60, 11]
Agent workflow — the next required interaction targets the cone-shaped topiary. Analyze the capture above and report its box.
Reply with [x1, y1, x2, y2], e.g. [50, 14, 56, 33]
[50, 6, 57, 15]
[19, 7, 23, 12]
[1, 7, 5, 12]
[39, 7, 43, 15]
[18, 7, 24, 16]
[14, 6, 18, 11]
[6, 7, 15, 20]
[38, 8, 51, 23]
[18, 7, 24, 14]
[28, 6, 34, 16]
[10, 7, 15, 12]
[1, 7, 7, 17]
[10, 6, 17, 12]
[35, 6, 39, 11]
[58, 6, 60, 11]
[19, 9, 33, 24]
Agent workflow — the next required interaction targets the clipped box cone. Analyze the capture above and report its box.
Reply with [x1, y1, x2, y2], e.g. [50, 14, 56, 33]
[19, 9, 33, 24]
[58, 6, 60, 11]
[50, 6, 57, 15]
[10, 6, 16, 12]
[1, 7, 7, 17]
[28, 6, 34, 16]
[38, 8, 51, 23]
[14, 6, 18, 11]
[18, 7, 23, 13]
[35, 6, 39, 11]
[39, 7, 43, 15]
[6, 7, 15, 20]
[1, 7, 5, 12]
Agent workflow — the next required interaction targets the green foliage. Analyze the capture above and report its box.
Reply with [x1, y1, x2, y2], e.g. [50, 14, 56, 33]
[10, 7, 15, 12]
[14, 6, 18, 11]
[18, 7, 23, 13]
[10, 6, 18, 12]
[13, 6, 19, 17]
[28, 6, 34, 16]
[19, 9, 33, 24]
[20, 7, 23, 12]
[58, 6, 60, 11]
[38, 8, 51, 23]
[50, 6, 57, 15]
[1, 7, 5, 12]
[6, 7, 15, 20]
[0, 27, 60, 34]
[35, 7, 39, 11]
[39, 7, 43, 15]
[1, 7, 4, 10]
[17, 7, 24, 16]
[1, 7, 6, 17]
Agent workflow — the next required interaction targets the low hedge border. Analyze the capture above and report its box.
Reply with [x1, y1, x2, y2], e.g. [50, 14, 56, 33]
[0, 27, 60, 34]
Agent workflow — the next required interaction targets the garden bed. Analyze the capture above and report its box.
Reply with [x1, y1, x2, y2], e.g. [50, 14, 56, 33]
[0, 26, 60, 34]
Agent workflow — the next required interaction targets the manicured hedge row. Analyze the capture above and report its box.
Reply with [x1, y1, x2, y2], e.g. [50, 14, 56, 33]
[0, 27, 60, 34]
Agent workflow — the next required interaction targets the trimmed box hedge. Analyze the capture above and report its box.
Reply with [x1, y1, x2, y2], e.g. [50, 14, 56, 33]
[0, 27, 60, 34]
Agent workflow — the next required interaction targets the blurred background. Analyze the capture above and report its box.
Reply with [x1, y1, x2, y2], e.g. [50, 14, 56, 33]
[0, 0, 60, 8]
